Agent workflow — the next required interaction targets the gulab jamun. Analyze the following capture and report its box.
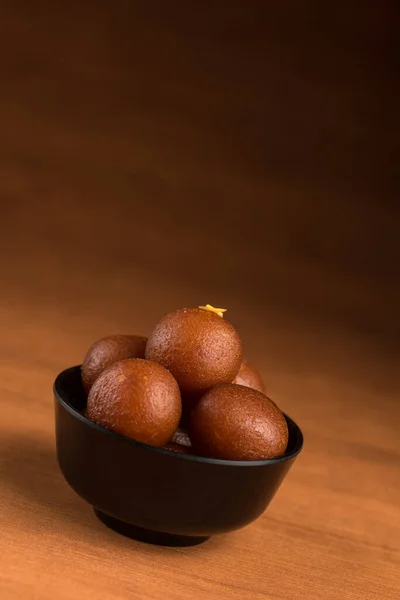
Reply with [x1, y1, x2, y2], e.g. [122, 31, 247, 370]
[145, 306, 242, 397]
[86, 358, 181, 447]
[81, 334, 147, 394]
[233, 359, 265, 393]
[190, 384, 288, 460]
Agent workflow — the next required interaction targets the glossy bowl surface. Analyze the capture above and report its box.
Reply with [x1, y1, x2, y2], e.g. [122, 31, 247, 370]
[54, 366, 303, 546]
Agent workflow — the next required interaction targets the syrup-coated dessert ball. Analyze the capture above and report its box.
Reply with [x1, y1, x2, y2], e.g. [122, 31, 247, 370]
[81, 334, 147, 394]
[233, 359, 265, 393]
[145, 306, 242, 397]
[190, 384, 288, 460]
[87, 358, 181, 447]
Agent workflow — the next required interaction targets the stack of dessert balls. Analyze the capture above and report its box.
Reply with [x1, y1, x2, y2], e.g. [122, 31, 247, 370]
[82, 305, 288, 460]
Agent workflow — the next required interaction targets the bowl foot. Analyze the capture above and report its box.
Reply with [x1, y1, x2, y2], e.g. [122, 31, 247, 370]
[94, 509, 210, 547]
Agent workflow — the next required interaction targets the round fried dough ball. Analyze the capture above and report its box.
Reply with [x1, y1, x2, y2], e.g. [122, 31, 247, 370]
[233, 359, 265, 393]
[81, 334, 147, 394]
[145, 307, 242, 397]
[86, 358, 181, 447]
[190, 384, 288, 460]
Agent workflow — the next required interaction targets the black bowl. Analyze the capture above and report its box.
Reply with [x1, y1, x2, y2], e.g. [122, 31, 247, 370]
[54, 366, 303, 546]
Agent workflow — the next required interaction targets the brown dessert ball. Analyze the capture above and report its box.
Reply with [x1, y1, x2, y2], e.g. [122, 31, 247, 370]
[87, 358, 181, 447]
[145, 307, 242, 397]
[190, 384, 288, 461]
[233, 359, 266, 393]
[81, 334, 147, 394]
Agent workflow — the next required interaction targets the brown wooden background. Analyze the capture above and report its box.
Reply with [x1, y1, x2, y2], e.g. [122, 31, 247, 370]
[0, 2, 399, 599]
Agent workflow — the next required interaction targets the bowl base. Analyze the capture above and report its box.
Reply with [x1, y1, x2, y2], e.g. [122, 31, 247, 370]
[94, 509, 210, 547]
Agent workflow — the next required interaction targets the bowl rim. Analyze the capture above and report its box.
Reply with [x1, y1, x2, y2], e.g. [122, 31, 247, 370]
[54, 365, 304, 467]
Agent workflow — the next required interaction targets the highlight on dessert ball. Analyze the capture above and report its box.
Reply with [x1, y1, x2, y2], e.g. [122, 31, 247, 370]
[81, 305, 289, 461]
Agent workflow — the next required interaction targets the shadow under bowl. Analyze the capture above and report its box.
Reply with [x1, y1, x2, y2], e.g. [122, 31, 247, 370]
[54, 366, 303, 546]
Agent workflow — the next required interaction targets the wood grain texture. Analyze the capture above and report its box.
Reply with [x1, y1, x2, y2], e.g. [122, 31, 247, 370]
[0, 2, 399, 599]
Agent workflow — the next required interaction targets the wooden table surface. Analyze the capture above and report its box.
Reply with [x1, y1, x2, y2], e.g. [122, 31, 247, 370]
[0, 2, 398, 599]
